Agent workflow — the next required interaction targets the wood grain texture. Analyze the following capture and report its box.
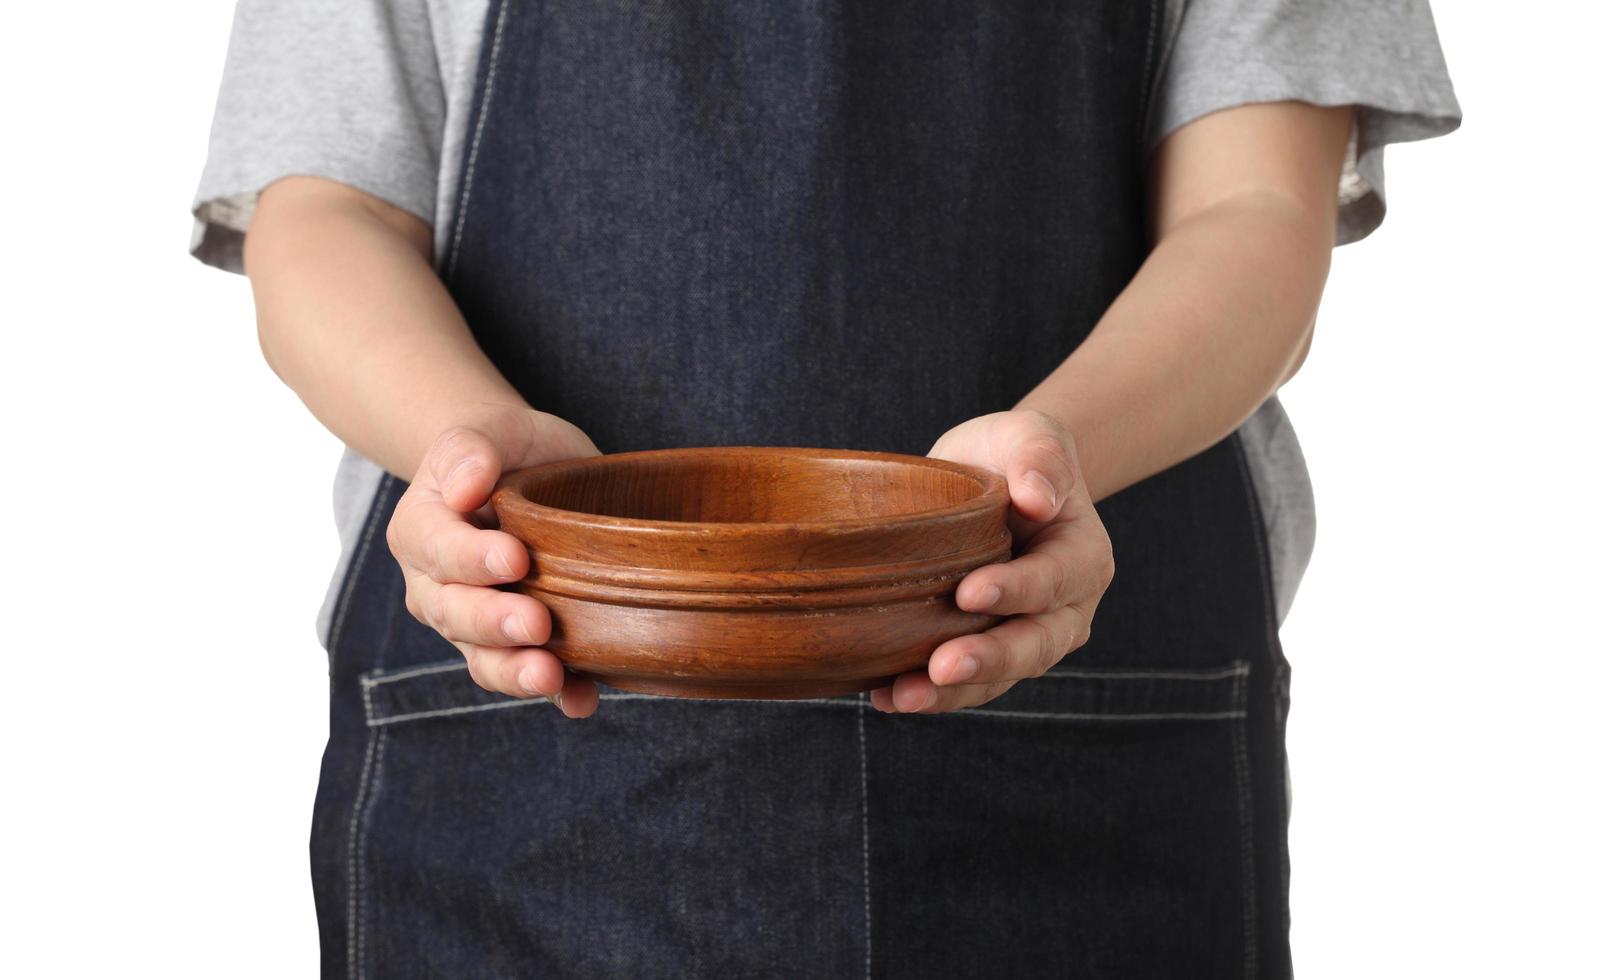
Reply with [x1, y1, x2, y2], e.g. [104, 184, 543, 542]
[491, 446, 1012, 699]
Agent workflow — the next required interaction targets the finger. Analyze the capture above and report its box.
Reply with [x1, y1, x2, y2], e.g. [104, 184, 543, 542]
[426, 424, 509, 513]
[408, 575, 552, 648]
[869, 686, 896, 713]
[458, 644, 602, 719]
[995, 412, 1077, 524]
[459, 643, 568, 699]
[955, 520, 1113, 616]
[887, 669, 1017, 714]
[551, 673, 601, 719]
[926, 603, 1090, 687]
[389, 494, 529, 584]
[889, 670, 938, 713]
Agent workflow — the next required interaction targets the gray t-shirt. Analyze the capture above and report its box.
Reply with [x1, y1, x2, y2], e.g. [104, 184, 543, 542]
[192, 0, 1461, 644]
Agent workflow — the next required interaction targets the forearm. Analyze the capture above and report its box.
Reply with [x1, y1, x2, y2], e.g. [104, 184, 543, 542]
[1017, 193, 1331, 501]
[243, 176, 529, 478]
[1018, 101, 1349, 502]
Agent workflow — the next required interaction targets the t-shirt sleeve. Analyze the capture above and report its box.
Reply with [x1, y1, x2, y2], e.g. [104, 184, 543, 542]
[1147, 0, 1462, 245]
[190, 0, 445, 274]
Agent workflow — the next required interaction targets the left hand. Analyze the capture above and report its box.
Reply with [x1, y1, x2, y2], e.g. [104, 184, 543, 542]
[869, 410, 1115, 714]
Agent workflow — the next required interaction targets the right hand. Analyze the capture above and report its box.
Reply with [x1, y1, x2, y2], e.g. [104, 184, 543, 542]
[387, 406, 602, 717]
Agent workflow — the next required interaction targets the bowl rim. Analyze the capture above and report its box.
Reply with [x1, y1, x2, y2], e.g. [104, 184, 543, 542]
[491, 445, 1010, 535]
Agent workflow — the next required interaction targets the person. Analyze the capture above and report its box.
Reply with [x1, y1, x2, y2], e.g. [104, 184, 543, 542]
[193, 0, 1459, 975]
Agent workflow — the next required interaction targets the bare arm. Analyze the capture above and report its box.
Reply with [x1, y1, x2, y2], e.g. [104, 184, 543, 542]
[244, 176, 531, 479]
[244, 176, 603, 716]
[904, 101, 1351, 713]
[1016, 101, 1352, 501]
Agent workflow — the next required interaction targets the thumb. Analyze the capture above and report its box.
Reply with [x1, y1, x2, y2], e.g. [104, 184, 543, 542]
[1000, 416, 1077, 524]
[426, 424, 507, 514]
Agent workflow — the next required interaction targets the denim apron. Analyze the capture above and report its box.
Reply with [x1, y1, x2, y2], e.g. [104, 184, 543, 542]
[312, 1, 1294, 976]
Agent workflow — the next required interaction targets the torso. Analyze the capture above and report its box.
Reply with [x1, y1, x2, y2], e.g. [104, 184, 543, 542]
[312, 3, 1296, 974]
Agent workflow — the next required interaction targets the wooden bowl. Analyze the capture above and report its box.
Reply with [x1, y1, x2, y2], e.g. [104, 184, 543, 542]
[490, 446, 1011, 699]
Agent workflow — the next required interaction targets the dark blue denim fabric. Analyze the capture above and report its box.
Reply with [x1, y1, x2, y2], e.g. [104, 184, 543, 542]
[311, 0, 1294, 976]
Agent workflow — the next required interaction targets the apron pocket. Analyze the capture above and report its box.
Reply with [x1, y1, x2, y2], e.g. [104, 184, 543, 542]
[350, 659, 871, 978]
[866, 660, 1259, 979]
[347, 658, 1257, 978]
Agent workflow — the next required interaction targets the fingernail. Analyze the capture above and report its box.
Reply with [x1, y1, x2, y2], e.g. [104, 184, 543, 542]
[547, 689, 565, 710]
[516, 666, 543, 696]
[486, 548, 514, 579]
[951, 654, 980, 683]
[1024, 470, 1058, 511]
[502, 613, 530, 644]
[975, 584, 1002, 610]
[916, 688, 937, 711]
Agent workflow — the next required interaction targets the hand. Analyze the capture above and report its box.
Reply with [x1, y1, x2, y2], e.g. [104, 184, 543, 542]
[386, 406, 603, 717]
[870, 410, 1114, 714]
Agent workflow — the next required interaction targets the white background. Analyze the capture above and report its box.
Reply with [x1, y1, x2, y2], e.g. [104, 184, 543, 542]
[2, 2, 1600, 976]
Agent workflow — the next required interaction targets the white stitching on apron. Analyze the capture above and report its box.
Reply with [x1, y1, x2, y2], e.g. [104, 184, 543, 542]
[326, 477, 389, 669]
[345, 721, 381, 980]
[446, 0, 511, 279]
[858, 694, 873, 979]
[1229, 667, 1258, 978]
[361, 660, 471, 688]
[364, 694, 1250, 728]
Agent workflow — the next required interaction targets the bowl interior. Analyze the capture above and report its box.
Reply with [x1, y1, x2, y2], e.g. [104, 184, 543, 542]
[520, 450, 990, 525]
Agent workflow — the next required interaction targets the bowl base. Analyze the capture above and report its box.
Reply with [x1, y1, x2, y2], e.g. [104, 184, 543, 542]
[590, 673, 896, 701]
